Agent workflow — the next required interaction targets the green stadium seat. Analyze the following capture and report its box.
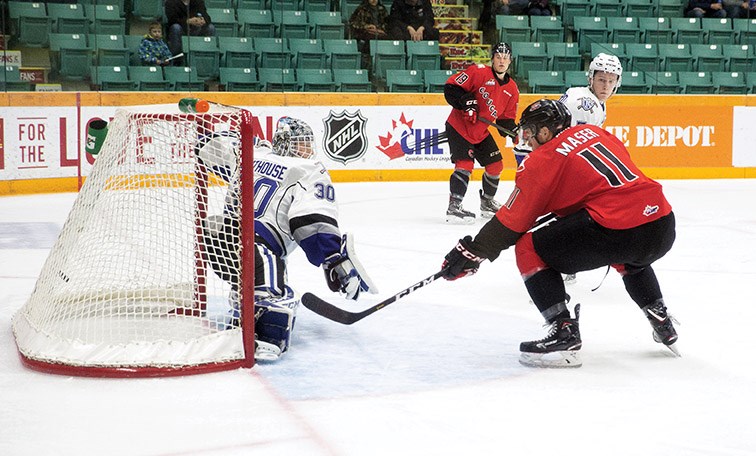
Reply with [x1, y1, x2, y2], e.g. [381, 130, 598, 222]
[573, 16, 610, 55]
[423, 69, 454, 93]
[625, 43, 660, 73]
[639, 17, 673, 45]
[678, 71, 715, 94]
[238, 9, 276, 38]
[670, 17, 703, 45]
[164, 66, 206, 91]
[527, 70, 566, 93]
[623, 0, 654, 17]
[560, 0, 591, 28]
[339, 0, 363, 23]
[132, 0, 164, 21]
[722, 44, 755, 73]
[49, 33, 92, 81]
[271, 0, 302, 11]
[237, 0, 267, 8]
[183, 36, 221, 79]
[747, 72, 756, 93]
[692, 44, 726, 73]
[497, 15, 530, 43]
[219, 37, 257, 68]
[297, 68, 337, 91]
[303, 0, 330, 11]
[207, 8, 238, 37]
[386, 69, 424, 92]
[607, 17, 640, 44]
[530, 16, 565, 43]
[592, 0, 623, 17]
[8, 1, 50, 47]
[274, 10, 309, 39]
[255, 37, 291, 69]
[659, 44, 693, 72]
[406, 40, 441, 72]
[512, 42, 549, 80]
[618, 71, 647, 94]
[733, 19, 756, 46]
[309, 11, 345, 40]
[333, 69, 372, 92]
[289, 38, 327, 69]
[702, 18, 733, 45]
[48, 3, 88, 34]
[90, 66, 137, 91]
[370, 40, 406, 81]
[97, 0, 127, 17]
[0, 66, 32, 91]
[655, 0, 685, 17]
[205, 0, 234, 7]
[258, 67, 298, 91]
[94, 34, 130, 67]
[712, 71, 748, 94]
[547, 42, 583, 72]
[84, 5, 126, 35]
[646, 71, 681, 94]
[324, 39, 362, 70]
[129, 66, 172, 91]
[125, 35, 144, 66]
[219, 67, 260, 91]
[565, 70, 589, 87]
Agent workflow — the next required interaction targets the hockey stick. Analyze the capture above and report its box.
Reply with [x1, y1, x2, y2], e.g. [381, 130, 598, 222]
[302, 270, 445, 325]
[479, 117, 519, 138]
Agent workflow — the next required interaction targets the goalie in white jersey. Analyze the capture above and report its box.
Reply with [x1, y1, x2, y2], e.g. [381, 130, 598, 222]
[200, 116, 376, 361]
[512, 53, 623, 164]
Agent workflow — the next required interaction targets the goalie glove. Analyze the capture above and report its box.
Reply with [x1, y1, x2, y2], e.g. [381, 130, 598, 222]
[460, 93, 478, 124]
[323, 233, 378, 300]
[442, 235, 486, 280]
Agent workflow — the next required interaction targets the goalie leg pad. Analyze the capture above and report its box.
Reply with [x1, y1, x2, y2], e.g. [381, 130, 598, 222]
[254, 287, 299, 361]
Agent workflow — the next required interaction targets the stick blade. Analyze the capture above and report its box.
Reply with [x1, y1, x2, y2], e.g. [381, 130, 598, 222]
[301, 292, 361, 325]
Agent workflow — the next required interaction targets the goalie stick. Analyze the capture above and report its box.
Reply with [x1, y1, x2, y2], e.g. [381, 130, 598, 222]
[302, 271, 445, 325]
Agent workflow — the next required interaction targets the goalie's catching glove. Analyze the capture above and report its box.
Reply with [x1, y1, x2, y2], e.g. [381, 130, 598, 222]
[323, 233, 378, 300]
[442, 235, 486, 280]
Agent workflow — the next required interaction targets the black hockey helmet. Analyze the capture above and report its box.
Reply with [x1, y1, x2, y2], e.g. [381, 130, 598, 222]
[491, 42, 512, 59]
[518, 99, 572, 138]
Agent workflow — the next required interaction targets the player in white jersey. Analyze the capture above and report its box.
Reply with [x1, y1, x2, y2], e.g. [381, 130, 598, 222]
[199, 116, 376, 361]
[512, 53, 623, 164]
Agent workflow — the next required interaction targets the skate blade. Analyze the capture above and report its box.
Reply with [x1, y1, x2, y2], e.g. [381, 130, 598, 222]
[664, 342, 681, 357]
[445, 214, 475, 225]
[563, 274, 577, 285]
[480, 210, 496, 219]
[519, 350, 582, 368]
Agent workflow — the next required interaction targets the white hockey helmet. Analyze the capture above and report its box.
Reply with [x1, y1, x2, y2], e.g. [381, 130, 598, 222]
[272, 117, 315, 159]
[589, 53, 623, 91]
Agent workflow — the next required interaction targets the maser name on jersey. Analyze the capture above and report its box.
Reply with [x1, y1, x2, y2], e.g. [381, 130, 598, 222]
[554, 127, 600, 156]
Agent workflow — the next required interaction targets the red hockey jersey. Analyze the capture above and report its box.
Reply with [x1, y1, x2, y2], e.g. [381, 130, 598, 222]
[445, 64, 519, 144]
[498, 124, 672, 233]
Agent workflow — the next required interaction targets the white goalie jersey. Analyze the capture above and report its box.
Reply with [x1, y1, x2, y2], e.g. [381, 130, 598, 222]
[251, 144, 343, 266]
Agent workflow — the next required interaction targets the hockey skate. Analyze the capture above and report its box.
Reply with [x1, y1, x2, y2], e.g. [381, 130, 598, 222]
[563, 273, 577, 284]
[446, 197, 475, 224]
[520, 304, 582, 368]
[479, 190, 501, 219]
[643, 300, 680, 357]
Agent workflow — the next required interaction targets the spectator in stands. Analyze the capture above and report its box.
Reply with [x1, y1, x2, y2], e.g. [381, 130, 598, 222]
[350, 0, 390, 67]
[387, 0, 440, 41]
[165, 0, 216, 65]
[524, 0, 553, 16]
[480, 0, 528, 31]
[723, 0, 756, 17]
[139, 22, 174, 66]
[685, 0, 727, 18]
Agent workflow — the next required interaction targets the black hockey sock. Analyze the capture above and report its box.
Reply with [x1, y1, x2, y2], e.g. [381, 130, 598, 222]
[622, 266, 664, 309]
[481, 173, 499, 199]
[525, 268, 570, 322]
[450, 169, 471, 200]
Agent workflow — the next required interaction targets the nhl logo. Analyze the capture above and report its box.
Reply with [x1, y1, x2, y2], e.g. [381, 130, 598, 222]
[323, 110, 368, 165]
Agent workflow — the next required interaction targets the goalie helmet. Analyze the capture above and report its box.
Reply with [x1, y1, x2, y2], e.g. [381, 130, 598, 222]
[589, 53, 623, 90]
[491, 42, 512, 59]
[518, 99, 572, 139]
[272, 117, 315, 159]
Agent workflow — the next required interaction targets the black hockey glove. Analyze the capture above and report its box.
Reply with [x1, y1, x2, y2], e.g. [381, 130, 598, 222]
[442, 235, 486, 280]
[460, 93, 478, 124]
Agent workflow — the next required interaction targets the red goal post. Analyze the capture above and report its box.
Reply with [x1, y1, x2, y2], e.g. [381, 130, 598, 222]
[12, 104, 256, 377]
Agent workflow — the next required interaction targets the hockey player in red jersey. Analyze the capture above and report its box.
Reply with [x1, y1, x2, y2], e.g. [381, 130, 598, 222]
[441, 99, 679, 368]
[443, 42, 520, 224]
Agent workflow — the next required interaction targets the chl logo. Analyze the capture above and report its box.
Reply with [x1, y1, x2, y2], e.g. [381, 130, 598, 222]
[322, 110, 368, 165]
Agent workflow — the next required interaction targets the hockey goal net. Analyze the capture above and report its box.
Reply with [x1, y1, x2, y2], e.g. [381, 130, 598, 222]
[12, 103, 256, 377]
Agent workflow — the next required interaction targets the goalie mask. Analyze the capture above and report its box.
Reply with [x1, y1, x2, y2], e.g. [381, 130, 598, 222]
[272, 117, 315, 159]
[518, 99, 572, 143]
[589, 53, 623, 93]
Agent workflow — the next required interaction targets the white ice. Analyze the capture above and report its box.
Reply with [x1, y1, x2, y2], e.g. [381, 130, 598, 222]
[1, 179, 755, 456]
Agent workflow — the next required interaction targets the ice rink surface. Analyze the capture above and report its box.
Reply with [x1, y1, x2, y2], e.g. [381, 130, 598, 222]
[1, 179, 755, 456]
